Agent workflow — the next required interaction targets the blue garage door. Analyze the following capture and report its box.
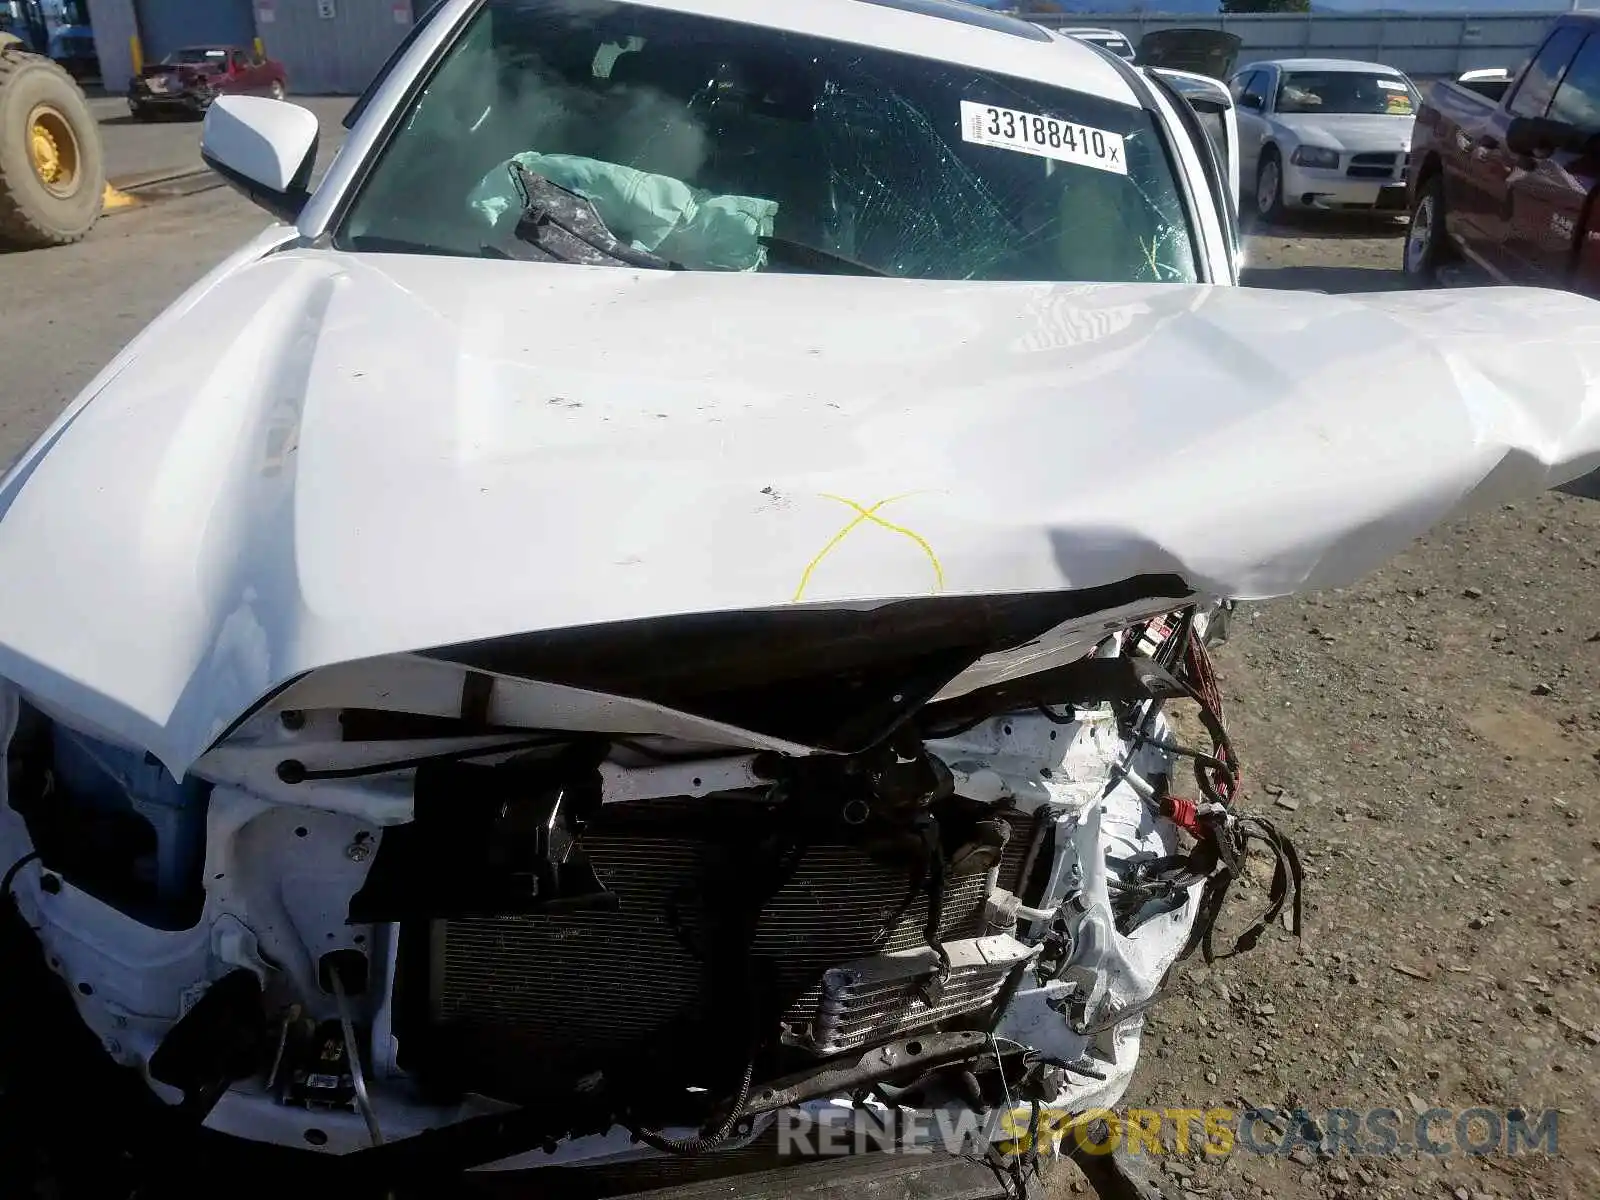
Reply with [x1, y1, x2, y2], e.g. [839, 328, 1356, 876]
[135, 0, 257, 63]
[266, 0, 414, 95]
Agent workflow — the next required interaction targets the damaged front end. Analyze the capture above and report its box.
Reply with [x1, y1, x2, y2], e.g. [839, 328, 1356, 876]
[0, 593, 1291, 1193]
[10, 271, 1600, 1194]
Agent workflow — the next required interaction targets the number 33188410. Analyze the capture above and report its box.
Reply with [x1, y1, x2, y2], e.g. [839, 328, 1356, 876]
[959, 100, 1128, 177]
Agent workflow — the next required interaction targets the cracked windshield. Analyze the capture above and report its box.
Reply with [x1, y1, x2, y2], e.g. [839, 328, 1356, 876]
[339, 0, 1198, 282]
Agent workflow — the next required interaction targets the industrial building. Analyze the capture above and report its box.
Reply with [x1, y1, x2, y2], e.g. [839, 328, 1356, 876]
[84, 0, 415, 94]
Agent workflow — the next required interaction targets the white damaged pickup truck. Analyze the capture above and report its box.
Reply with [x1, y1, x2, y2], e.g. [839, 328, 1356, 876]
[2, 2, 1600, 1198]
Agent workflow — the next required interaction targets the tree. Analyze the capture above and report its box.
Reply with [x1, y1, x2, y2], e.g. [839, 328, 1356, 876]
[1221, 0, 1311, 12]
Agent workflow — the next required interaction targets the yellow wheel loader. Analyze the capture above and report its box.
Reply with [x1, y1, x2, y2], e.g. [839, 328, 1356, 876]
[0, 29, 106, 248]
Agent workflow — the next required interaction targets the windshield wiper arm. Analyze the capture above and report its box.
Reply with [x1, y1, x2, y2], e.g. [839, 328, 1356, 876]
[498, 163, 674, 270]
[759, 235, 886, 277]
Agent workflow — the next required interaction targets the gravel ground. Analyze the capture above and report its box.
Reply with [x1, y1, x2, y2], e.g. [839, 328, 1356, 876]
[1240, 213, 1409, 293]
[1094, 215, 1600, 1200]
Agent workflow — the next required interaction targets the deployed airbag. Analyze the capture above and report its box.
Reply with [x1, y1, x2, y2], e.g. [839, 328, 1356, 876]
[469, 151, 779, 271]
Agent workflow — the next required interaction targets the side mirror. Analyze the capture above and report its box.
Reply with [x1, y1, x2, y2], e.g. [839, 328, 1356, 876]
[200, 95, 319, 223]
[1240, 93, 1264, 112]
[1505, 114, 1590, 161]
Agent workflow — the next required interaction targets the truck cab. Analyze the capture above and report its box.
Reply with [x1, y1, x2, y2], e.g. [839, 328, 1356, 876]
[1406, 13, 1600, 290]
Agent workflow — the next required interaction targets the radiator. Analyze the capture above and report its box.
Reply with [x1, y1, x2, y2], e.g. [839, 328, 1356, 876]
[423, 801, 1043, 1074]
[810, 934, 1037, 1054]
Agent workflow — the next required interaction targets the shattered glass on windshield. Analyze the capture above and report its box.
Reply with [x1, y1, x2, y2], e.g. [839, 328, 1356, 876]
[338, 0, 1199, 284]
[803, 76, 1192, 282]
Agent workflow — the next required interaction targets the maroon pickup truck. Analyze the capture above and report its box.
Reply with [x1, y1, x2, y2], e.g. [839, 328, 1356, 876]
[1405, 12, 1600, 291]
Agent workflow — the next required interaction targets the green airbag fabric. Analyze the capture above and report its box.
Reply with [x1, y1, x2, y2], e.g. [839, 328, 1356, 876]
[470, 152, 778, 272]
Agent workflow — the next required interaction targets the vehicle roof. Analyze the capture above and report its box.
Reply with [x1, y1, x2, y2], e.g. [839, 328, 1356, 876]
[1240, 57, 1409, 75]
[1055, 27, 1130, 38]
[857, 0, 1051, 42]
[618, 0, 1138, 106]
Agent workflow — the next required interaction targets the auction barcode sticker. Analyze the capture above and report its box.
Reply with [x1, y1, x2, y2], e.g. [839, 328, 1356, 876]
[960, 101, 1127, 176]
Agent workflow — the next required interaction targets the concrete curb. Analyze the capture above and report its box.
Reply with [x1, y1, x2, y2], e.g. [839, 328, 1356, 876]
[110, 164, 209, 190]
[103, 165, 223, 212]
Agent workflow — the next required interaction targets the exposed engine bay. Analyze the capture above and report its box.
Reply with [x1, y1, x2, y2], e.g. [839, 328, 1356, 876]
[0, 596, 1301, 1194]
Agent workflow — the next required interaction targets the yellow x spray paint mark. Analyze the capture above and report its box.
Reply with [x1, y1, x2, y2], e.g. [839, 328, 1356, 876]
[792, 493, 945, 603]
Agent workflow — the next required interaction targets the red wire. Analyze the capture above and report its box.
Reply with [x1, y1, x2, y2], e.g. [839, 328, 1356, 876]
[1160, 794, 1205, 837]
[1184, 634, 1238, 801]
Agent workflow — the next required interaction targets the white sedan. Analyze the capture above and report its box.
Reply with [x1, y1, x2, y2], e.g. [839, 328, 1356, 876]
[1227, 56, 1419, 222]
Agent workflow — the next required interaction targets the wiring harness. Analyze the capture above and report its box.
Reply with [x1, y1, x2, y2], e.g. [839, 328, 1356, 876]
[1119, 606, 1304, 964]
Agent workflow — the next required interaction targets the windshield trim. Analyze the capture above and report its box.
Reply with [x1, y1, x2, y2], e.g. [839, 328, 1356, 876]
[309, 0, 486, 247]
[344, 0, 451, 130]
[326, 0, 1205, 282]
[1097, 52, 1212, 284]
[1148, 70, 1236, 277]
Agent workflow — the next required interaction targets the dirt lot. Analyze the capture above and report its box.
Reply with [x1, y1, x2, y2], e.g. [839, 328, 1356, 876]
[1094, 216, 1600, 1200]
[1240, 214, 1408, 294]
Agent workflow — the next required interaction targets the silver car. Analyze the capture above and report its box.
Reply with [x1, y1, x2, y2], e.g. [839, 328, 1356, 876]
[1228, 57, 1419, 222]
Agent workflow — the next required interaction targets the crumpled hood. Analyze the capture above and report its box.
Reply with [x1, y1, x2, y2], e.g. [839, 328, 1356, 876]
[2, 249, 1600, 774]
[1276, 112, 1413, 153]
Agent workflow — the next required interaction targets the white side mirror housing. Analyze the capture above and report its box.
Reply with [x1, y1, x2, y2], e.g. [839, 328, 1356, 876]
[201, 95, 320, 222]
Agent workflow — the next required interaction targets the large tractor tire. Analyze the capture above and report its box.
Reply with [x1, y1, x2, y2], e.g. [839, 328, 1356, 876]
[0, 44, 105, 248]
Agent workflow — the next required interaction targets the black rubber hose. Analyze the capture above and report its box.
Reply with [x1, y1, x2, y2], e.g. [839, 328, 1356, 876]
[629, 1055, 756, 1156]
[1, 850, 39, 899]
